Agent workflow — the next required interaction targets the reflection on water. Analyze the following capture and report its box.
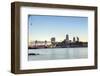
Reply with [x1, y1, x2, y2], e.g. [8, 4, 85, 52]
[28, 48, 88, 61]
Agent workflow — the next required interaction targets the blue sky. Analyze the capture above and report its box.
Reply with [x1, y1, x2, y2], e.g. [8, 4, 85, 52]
[28, 15, 88, 42]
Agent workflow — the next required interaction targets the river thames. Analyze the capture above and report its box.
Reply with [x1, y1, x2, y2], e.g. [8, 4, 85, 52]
[28, 47, 88, 61]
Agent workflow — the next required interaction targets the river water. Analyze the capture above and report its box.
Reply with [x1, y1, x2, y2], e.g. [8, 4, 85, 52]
[28, 47, 88, 61]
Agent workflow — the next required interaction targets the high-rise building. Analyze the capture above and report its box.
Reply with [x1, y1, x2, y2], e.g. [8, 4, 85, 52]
[66, 34, 69, 41]
[73, 37, 75, 42]
[51, 37, 56, 47]
[51, 37, 56, 43]
[76, 37, 79, 42]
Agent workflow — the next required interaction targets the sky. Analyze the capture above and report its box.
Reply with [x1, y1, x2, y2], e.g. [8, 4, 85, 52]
[28, 15, 88, 42]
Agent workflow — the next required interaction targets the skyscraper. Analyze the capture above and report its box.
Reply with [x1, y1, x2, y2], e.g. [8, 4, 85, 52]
[76, 37, 79, 42]
[51, 37, 55, 43]
[73, 37, 75, 42]
[66, 34, 69, 41]
[51, 37, 56, 47]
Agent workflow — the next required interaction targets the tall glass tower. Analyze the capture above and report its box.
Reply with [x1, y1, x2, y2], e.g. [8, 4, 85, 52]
[66, 34, 69, 41]
[73, 37, 75, 42]
[76, 37, 79, 42]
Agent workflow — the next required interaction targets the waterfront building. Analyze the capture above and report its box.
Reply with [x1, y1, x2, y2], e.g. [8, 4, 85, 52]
[66, 34, 69, 41]
[76, 37, 79, 42]
[51, 37, 55, 43]
[73, 37, 76, 42]
[51, 37, 56, 48]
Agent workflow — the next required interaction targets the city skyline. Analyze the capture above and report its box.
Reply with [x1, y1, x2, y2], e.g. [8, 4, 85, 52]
[29, 34, 80, 42]
[28, 15, 88, 42]
[28, 34, 88, 49]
